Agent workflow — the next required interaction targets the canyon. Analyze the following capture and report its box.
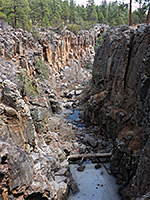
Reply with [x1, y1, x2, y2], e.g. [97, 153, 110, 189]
[0, 21, 150, 200]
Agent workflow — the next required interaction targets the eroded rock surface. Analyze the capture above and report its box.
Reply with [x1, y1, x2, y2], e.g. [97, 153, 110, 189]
[82, 25, 150, 199]
[0, 23, 107, 200]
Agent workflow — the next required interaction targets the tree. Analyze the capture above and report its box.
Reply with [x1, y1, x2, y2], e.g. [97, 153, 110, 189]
[146, 5, 150, 24]
[0, 0, 6, 29]
[69, 0, 78, 23]
[62, 0, 69, 24]
[3, 0, 30, 31]
[51, 0, 62, 26]
[96, 6, 104, 23]
[144, 0, 150, 24]
[129, 0, 132, 25]
[78, 5, 87, 21]
[86, 0, 98, 25]
[29, 0, 50, 27]
[100, 0, 108, 24]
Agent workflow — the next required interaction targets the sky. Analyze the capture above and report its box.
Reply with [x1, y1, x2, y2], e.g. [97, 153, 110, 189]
[75, 0, 139, 10]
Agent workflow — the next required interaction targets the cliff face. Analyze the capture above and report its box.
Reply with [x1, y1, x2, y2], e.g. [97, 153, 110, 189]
[82, 25, 150, 199]
[0, 23, 107, 200]
[0, 24, 105, 72]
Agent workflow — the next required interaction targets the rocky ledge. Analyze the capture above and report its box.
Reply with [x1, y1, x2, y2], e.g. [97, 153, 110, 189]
[82, 25, 150, 199]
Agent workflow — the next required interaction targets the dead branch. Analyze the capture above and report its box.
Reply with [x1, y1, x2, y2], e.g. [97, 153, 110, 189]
[68, 152, 112, 160]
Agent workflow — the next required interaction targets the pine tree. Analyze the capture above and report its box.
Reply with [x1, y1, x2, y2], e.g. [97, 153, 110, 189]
[3, 0, 30, 31]
[87, 0, 98, 25]
[62, 0, 69, 24]
[80, 5, 87, 21]
[0, 0, 6, 29]
[52, 0, 62, 26]
[96, 6, 104, 23]
[69, 0, 78, 23]
[29, 0, 50, 27]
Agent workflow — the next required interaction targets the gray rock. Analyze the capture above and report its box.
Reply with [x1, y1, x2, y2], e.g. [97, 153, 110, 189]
[84, 135, 98, 148]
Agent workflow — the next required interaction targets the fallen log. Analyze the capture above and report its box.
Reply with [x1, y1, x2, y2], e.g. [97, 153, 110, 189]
[103, 163, 112, 175]
[68, 152, 112, 160]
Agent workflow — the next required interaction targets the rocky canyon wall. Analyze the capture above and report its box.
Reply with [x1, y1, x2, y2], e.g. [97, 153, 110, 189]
[0, 23, 107, 200]
[82, 25, 150, 199]
[0, 24, 106, 72]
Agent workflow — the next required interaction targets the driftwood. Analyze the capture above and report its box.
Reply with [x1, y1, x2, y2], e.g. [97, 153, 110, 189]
[68, 152, 112, 160]
[103, 163, 112, 175]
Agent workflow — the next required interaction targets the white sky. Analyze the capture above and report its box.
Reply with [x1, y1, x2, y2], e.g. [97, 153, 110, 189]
[75, 0, 139, 11]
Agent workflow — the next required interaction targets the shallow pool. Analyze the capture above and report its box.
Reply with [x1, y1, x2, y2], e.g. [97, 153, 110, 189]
[68, 163, 121, 200]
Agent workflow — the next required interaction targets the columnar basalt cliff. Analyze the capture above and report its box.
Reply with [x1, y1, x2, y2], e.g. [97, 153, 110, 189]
[0, 24, 106, 72]
[82, 25, 150, 199]
[0, 23, 107, 200]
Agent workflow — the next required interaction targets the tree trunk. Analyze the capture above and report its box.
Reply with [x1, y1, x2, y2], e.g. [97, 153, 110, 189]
[129, 0, 132, 25]
[15, 16, 17, 32]
[139, 2, 141, 24]
[1, 19, 4, 30]
[14, 0, 17, 32]
[146, 6, 150, 25]
[67, 152, 112, 160]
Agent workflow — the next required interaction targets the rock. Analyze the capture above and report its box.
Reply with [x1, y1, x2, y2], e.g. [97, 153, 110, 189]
[77, 166, 85, 172]
[0, 104, 4, 114]
[84, 135, 98, 148]
[55, 176, 67, 183]
[4, 106, 18, 117]
[78, 144, 86, 154]
[55, 168, 68, 176]
[0, 141, 34, 194]
[75, 90, 82, 96]
[60, 160, 69, 168]
[95, 164, 102, 169]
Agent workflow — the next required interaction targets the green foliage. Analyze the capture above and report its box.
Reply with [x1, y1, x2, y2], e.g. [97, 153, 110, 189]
[17, 70, 38, 97]
[3, 0, 31, 30]
[132, 0, 148, 24]
[92, 68, 100, 79]
[69, 0, 78, 23]
[86, 60, 93, 69]
[0, 11, 6, 20]
[29, 0, 50, 27]
[94, 35, 104, 51]
[31, 27, 42, 40]
[0, 0, 148, 31]
[34, 59, 49, 80]
[67, 24, 79, 35]
[87, 0, 98, 25]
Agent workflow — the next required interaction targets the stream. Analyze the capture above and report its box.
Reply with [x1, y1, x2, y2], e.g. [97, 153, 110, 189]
[65, 109, 121, 200]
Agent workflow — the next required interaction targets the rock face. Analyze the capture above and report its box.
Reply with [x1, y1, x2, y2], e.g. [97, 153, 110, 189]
[0, 23, 108, 199]
[0, 78, 69, 200]
[82, 25, 150, 199]
[0, 23, 106, 72]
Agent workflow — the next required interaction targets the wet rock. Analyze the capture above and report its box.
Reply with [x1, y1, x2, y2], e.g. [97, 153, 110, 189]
[77, 166, 85, 172]
[95, 164, 102, 169]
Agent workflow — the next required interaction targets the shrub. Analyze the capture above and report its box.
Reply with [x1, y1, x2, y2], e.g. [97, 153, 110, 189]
[31, 27, 42, 40]
[17, 70, 38, 97]
[86, 60, 93, 70]
[94, 34, 104, 52]
[67, 24, 79, 35]
[34, 59, 49, 80]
